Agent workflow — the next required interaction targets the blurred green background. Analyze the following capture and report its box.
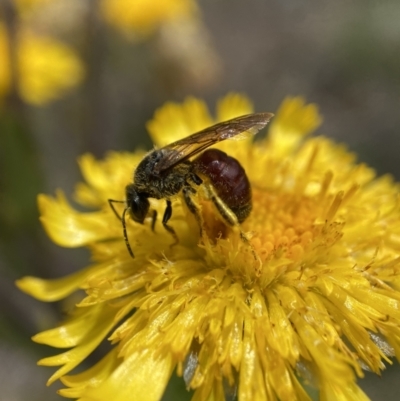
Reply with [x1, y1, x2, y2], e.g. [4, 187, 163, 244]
[1, 0, 400, 400]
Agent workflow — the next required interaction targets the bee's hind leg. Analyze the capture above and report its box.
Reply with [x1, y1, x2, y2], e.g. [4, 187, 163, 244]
[183, 185, 204, 237]
[162, 200, 179, 247]
[204, 184, 258, 260]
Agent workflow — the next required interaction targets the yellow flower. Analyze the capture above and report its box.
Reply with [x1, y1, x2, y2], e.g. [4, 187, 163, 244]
[0, 24, 83, 105]
[100, 0, 198, 39]
[17, 94, 400, 401]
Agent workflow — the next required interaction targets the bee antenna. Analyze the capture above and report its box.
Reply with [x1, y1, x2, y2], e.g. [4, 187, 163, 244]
[122, 207, 135, 258]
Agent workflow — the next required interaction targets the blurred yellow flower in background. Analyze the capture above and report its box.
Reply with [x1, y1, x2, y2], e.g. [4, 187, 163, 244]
[13, 0, 52, 15]
[0, 23, 83, 105]
[101, 0, 198, 39]
[17, 94, 400, 400]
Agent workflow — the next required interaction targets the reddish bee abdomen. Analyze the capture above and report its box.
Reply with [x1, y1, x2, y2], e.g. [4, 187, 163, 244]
[193, 148, 252, 223]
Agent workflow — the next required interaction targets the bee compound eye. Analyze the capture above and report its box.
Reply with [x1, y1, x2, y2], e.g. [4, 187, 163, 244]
[131, 195, 150, 223]
[125, 185, 149, 223]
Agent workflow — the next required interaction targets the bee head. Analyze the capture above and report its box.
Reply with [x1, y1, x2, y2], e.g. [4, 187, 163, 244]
[125, 184, 150, 223]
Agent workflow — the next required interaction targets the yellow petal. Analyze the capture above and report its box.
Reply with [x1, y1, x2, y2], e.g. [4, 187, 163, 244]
[191, 369, 224, 401]
[38, 304, 118, 385]
[146, 97, 213, 147]
[81, 348, 174, 401]
[291, 310, 357, 384]
[265, 288, 300, 361]
[267, 97, 322, 157]
[38, 192, 112, 247]
[16, 264, 95, 301]
[216, 93, 254, 121]
[238, 317, 271, 401]
[59, 348, 120, 398]
[320, 381, 371, 401]
[75, 152, 142, 207]
[33, 303, 117, 348]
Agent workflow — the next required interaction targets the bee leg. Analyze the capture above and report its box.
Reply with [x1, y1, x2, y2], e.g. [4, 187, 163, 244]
[204, 184, 258, 260]
[183, 185, 204, 236]
[162, 200, 179, 247]
[150, 210, 157, 232]
[190, 173, 203, 186]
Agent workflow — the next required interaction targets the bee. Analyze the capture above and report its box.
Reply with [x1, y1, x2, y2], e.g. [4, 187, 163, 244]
[108, 112, 273, 257]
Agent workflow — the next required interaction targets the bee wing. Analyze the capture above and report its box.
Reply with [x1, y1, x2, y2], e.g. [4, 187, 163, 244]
[153, 112, 273, 174]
